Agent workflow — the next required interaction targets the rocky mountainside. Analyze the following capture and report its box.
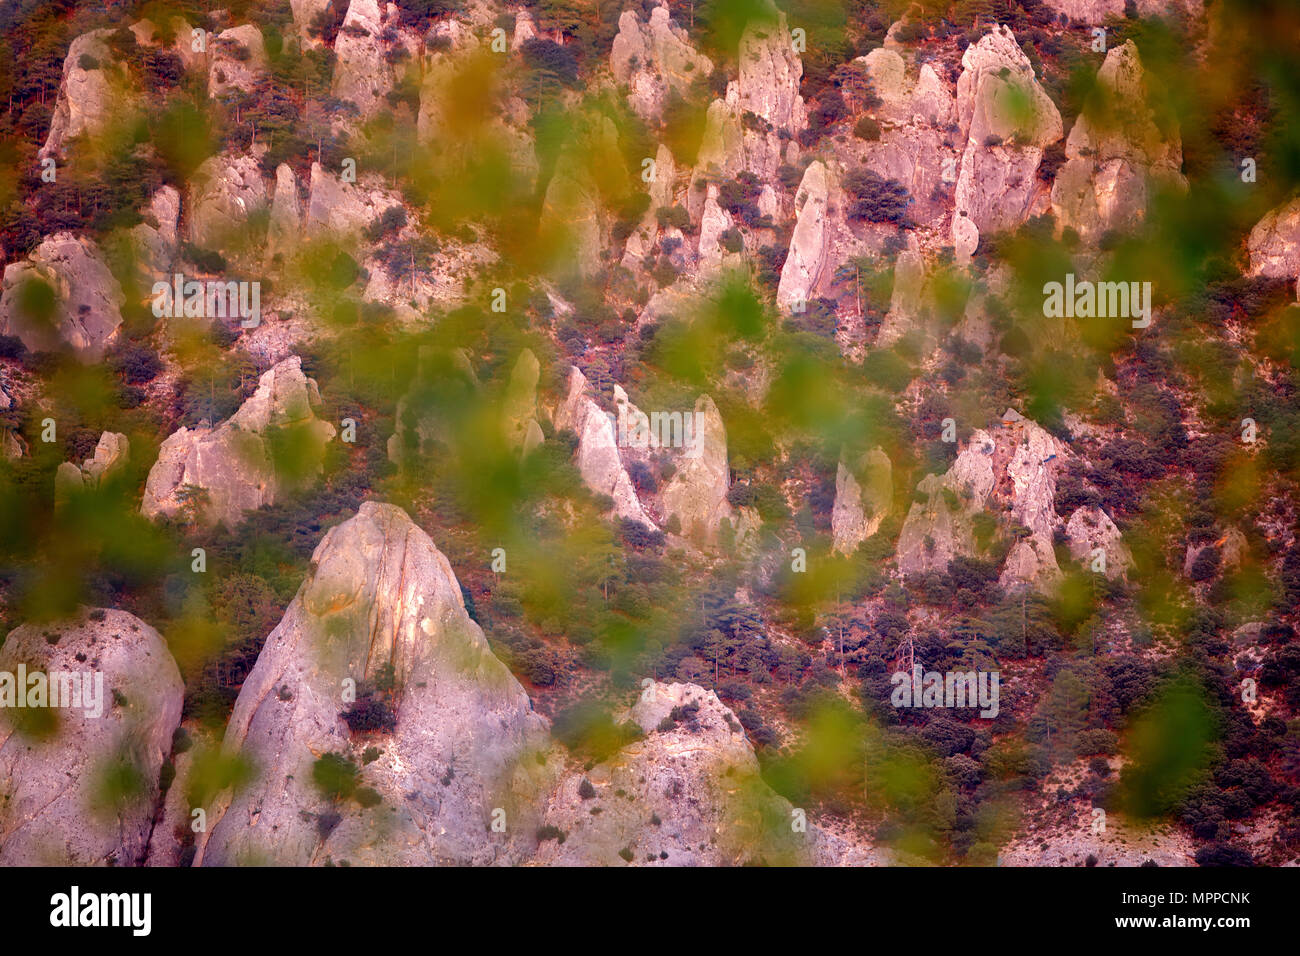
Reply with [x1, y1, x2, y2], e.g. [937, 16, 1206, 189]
[0, 0, 1298, 867]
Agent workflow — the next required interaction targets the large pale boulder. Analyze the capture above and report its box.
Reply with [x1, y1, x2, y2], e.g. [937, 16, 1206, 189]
[697, 184, 736, 274]
[610, 5, 713, 122]
[187, 153, 268, 249]
[141, 356, 336, 529]
[860, 48, 954, 128]
[304, 161, 392, 238]
[776, 161, 831, 311]
[622, 144, 677, 269]
[502, 348, 543, 455]
[196, 502, 551, 866]
[659, 394, 733, 543]
[554, 367, 657, 529]
[998, 417, 1067, 592]
[688, 10, 806, 217]
[266, 164, 301, 265]
[55, 431, 129, 504]
[534, 682, 823, 866]
[208, 25, 268, 99]
[40, 30, 118, 160]
[877, 246, 927, 347]
[130, 185, 182, 285]
[953, 26, 1062, 242]
[332, 0, 392, 120]
[539, 116, 624, 277]
[1040, 0, 1203, 25]
[0, 232, 124, 362]
[1050, 41, 1186, 244]
[1247, 196, 1300, 294]
[0, 609, 183, 866]
[897, 430, 997, 577]
[832, 447, 892, 555]
[290, 0, 334, 41]
[1066, 506, 1132, 580]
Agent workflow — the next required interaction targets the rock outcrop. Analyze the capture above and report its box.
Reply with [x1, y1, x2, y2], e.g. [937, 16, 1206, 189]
[187, 153, 268, 250]
[553, 366, 657, 529]
[897, 430, 997, 577]
[130, 185, 182, 285]
[331, 0, 393, 120]
[534, 682, 817, 865]
[776, 161, 832, 311]
[622, 144, 677, 269]
[502, 348, 544, 456]
[1247, 196, 1300, 295]
[998, 416, 1067, 592]
[856, 48, 958, 230]
[539, 115, 625, 277]
[196, 502, 551, 866]
[208, 25, 268, 99]
[659, 394, 734, 543]
[688, 11, 806, 218]
[832, 447, 892, 555]
[1050, 41, 1186, 245]
[0, 232, 124, 362]
[142, 356, 336, 529]
[0, 609, 183, 866]
[55, 431, 130, 503]
[1065, 506, 1132, 580]
[40, 30, 118, 160]
[610, 4, 713, 122]
[953, 26, 1062, 246]
[1040, 0, 1203, 25]
[266, 164, 302, 265]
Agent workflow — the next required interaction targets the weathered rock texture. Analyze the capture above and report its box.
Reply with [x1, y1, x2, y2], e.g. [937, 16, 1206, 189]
[534, 682, 818, 865]
[610, 4, 713, 122]
[40, 30, 118, 160]
[142, 356, 336, 529]
[777, 161, 831, 310]
[208, 25, 268, 99]
[689, 11, 806, 218]
[897, 414, 1067, 593]
[953, 26, 1062, 248]
[1247, 196, 1300, 294]
[1050, 41, 1186, 244]
[55, 431, 129, 504]
[856, 47, 958, 230]
[554, 366, 657, 528]
[332, 0, 393, 120]
[897, 430, 997, 577]
[0, 232, 124, 362]
[187, 153, 268, 250]
[1065, 506, 1132, 580]
[502, 348, 544, 455]
[197, 502, 551, 865]
[832, 447, 893, 555]
[0, 609, 183, 866]
[659, 394, 734, 543]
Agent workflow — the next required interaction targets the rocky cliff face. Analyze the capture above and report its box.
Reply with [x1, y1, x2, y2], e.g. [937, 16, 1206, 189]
[0, 609, 183, 866]
[535, 682, 823, 865]
[197, 502, 551, 865]
[554, 365, 657, 529]
[1051, 41, 1186, 245]
[142, 356, 336, 529]
[187, 152, 269, 251]
[777, 161, 832, 310]
[40, 30, 118, 160]
[611, 4, 714, 123]
[953, 26, 1062, 249]
[832, 447, 893, 555]
[0, 232, 124, 362]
